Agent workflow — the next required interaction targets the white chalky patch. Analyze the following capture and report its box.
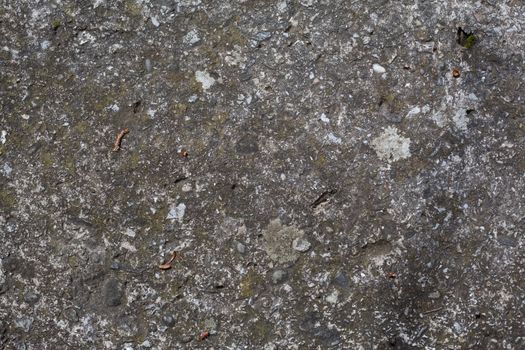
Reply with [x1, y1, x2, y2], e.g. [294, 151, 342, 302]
[120, 241, 137, 252]
[3, 163, 13, 176]
[452, 109, 469, 131]
[326, 132, 342, 144]
[371, 127, 411, 162]
[167, 203, 186, 222]
[319, 113, 330, 123]
[1, 130, 6, 144]
[406, 106, 421, 118]
[93, 0, 105, 9]
[123, 228, 136, 238]
[195, 70, 215, 90]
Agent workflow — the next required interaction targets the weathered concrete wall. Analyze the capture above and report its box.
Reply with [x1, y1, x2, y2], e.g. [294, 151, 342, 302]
[1, 0, 524, 349]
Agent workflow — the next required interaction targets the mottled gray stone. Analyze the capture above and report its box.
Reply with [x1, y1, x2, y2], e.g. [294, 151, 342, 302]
[2, 0, 525, 348]
[235, 135, 259, 154]
[292, 237, 311, 252]
[272, 270, 287, 284]
[162, 315, 176, 328]
[235, 241, 246, 254]
[102, 278, 123, 307]
[23, 291, 40, 305]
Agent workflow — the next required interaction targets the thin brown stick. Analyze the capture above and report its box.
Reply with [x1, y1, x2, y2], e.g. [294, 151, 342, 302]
[113, 128, 129, 152]
[159, 251, 177, 270]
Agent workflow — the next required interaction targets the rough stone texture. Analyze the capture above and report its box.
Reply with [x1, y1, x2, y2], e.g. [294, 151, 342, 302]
[1, 0, 524, 349]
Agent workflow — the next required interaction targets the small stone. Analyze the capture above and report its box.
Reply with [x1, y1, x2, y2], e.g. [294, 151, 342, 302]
[166, 203, 186, 222]
[235, 135, 259, 154]
[334, 271, 349, 289]
[145, 59, 152, 72]
[150, 16, 160, 27]
[102, 278, 123, 307]
[292, 237, 311, 252]
[63, 308, 79, 322]
[429, 291, 441, 299]
[372, 63, 386, 74]
[23, 291, 40, 305]
[139, 340, 152, 348]
[236, 241, 246, 254]
[162, 315, 176, 327]
[272, 270, 287, 284]
[180, 335, 193, 343]
[251, 31, 272, 47]
[183, 29, 201, 45]
[14, 317, 32, 332]
[326, 290, 339, 304]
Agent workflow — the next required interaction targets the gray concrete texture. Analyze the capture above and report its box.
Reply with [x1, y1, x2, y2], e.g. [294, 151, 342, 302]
[1, 0, 524, 349]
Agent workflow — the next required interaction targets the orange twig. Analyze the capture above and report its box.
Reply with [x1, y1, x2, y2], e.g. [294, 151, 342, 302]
[159, 251, 177, 270]
[199, 331, 209, 341]
[113, 128, 129, 152]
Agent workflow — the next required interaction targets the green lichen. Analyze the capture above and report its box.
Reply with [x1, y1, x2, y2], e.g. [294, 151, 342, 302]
[464, 34, 477, 49]
[124, 0, 142, 16]
[51, 20, 61, 30]
[171, 102, 188, 116]
[40, 152, 54, 168]
[239, 269, 261, 298]
[63, 157, 77, 174]
[0, 189, 17, 211]
[74, 120, 89, 134]
[189, 75, 203, 93]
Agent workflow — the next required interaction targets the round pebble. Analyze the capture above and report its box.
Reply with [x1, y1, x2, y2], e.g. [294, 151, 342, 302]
[292, 237, 311, 252]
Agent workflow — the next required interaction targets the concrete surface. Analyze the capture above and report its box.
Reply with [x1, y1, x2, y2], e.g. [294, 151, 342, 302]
[1, 0, 524, 349]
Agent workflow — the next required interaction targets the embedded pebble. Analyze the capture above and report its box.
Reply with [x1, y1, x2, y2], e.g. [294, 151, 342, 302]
[292, 237, 311, 252]
[166, 203, 186, 222]
[372, 63, 386, 74]
[236, 241, 246, 254]
[102, 278, 123, 307]
[272, 270, 287, 284]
